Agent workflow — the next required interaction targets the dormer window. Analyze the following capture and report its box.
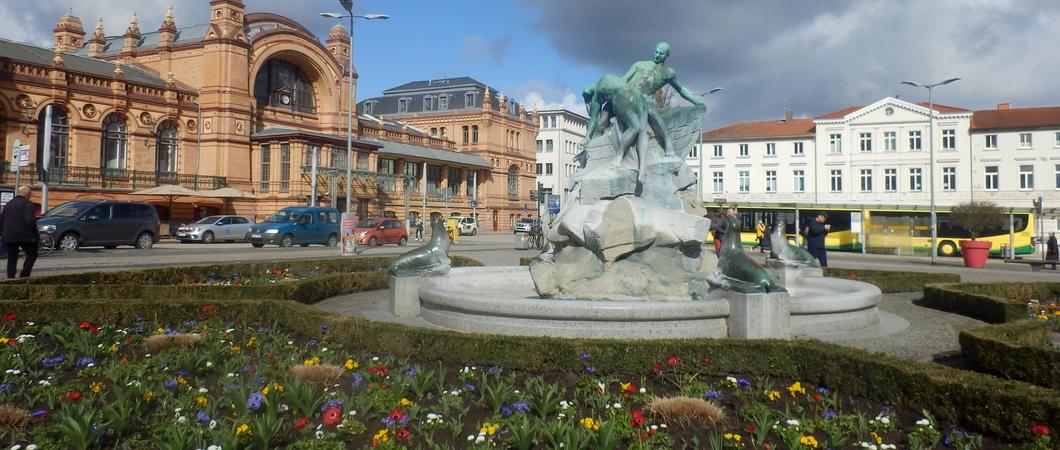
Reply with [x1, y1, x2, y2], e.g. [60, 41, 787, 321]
[398, 98, 410, 113]
[363, 102, 374, 115]
[465, 92, 476, 108]
[423, 96, 434, 111]
[439, 95, 449, 111]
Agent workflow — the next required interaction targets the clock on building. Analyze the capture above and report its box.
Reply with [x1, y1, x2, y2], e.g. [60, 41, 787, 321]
[280, 94, 292, 105]
[885, 106, 894, 116]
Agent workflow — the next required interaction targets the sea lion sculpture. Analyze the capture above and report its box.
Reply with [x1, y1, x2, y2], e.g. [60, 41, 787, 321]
[708, 218, 783, 293]
[768, 223, 819, 267]
[388, 217, 452, 277]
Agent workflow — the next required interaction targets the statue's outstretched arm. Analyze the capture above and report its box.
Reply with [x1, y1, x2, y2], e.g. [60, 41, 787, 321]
[671, 79, 706, 108]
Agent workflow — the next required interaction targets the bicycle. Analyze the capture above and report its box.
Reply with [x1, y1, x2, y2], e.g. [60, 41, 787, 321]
[38, 231, 56, 257]
[528, 224, 544, 250]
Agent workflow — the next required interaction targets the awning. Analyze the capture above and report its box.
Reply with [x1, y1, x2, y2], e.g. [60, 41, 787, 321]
[362, 138, 492, 169]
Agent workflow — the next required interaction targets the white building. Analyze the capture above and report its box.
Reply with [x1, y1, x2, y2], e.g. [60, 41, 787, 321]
[699, 97, 1060, 232]
[535, 109, 588, 210]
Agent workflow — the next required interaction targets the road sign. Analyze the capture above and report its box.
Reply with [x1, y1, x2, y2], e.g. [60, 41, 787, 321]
[547, 195, 560, 214]
[17, 145, 29, 167]
[529, 189, 540, 201]
[9, 139, 19, 172]
[470, 199, 478, 208]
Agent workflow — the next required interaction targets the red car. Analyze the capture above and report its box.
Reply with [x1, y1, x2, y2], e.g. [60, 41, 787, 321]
[354, 218, 408, 247]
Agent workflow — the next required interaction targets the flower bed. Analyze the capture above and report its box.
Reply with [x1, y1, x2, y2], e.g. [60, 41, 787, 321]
[1, 310, 1054, 450]
[922, 283, 1060, 324]
[1, 299, 1059, 448]
[0, 256, 482, 304]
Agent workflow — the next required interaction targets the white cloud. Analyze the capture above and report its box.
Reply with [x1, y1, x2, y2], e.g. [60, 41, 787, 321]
[522, 90, 583, 114]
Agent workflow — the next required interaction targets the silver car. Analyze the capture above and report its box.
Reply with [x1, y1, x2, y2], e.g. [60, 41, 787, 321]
[176, 215, 253, 243]
[513, 218, 536, 233]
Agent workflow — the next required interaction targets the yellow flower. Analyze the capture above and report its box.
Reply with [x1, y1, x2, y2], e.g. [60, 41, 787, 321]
[89, 381, 104, 393]
[400, 398, 412, 407]
[0, 337, 9, 345]
[620, 382, 631, 391]
[177, 376, 188, 386]
[787, 381, 806, 397]
[373, 428, 390, 443]
[800, 435, 819, 448]
[479, 422, 499, 435]
[155, 327, 166, 334]
[766, 390, 781, 401]
[1053, 310, 1060, 316]
[246, 336, 256, 348]
[345, 359, 358, 370]
[107, 343, 118, 353]
[1037, 314, 1049, 320]
[261, 385, 270, 395]
[578, 417, 599, 431]
[235, 423, 251, 436]
[871, 432, 883, 444]
[273, 383, 284, 393]
[143, 390, 154, 402]
[229, 345, 241, 354]
[303, 356, 320, 366]
[196, 396, 208, 406]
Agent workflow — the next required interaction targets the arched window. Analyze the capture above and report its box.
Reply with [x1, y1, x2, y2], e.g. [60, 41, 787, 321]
[101, 114, 127, 175]
[253, 59, 317, 114]
[156, 121, 179, 179]
[35, 107, 69, 172]
[507, 165, 519, 198]
[471, 125, 479, 143]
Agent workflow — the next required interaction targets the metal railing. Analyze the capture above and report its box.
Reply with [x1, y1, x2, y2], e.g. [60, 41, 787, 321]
[0, 162, 227, 191]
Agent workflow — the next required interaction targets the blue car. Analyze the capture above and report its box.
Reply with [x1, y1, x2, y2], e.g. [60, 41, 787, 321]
[246, 206, 340, 248]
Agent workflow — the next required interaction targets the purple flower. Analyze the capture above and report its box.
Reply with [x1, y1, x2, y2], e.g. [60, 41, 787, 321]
[464, 383, 477, 392]
[585, 366, 596, 374]
[30, 409, 48, 418]
[75, 357, 95, 368]
[321, 399, 343, 412]
[242, 364, 256, 374]
[816, 387, 830, 394]
[705, 389, 720, 399]
[41, 356, 65, 368]
[512, 400, 531, 413]
[320, 323, 329, 333]
[500, 406, 513, 416]
[0, 382, 17, 393]
[306, 339, 318, 347]
[820, 410, 838, 420]
[580, 353, 591, 360]
[223, 383, 240, 392]
[196, 410, 211, 424]
[737, 378, 752, 387]
[383, 413, 410, 427]
[247, 392, 265, 411]
[351, 373, 364, 390]
[488, 366, 503, 375]
[404, 367, 417, 377]
[164, 379, 177, 390]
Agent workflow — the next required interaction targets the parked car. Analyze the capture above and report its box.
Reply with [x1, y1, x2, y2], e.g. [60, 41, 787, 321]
[176, 215, 253, 243]
[246, 207, 340, 248]
[513, 218, 536, 233]
[37, 200, 160, 250]
[454, 217, 478, 236]
[354, 217, 408, 247]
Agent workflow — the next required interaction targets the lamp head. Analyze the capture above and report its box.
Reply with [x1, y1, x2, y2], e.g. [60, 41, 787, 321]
[939, 77, 961, 86]
[339, 0, 353, 13]
[320, 12, 343, 18]
[361, 14, 389, 20]
[707, 87, 724, 94]
[900, 81, 921, 88]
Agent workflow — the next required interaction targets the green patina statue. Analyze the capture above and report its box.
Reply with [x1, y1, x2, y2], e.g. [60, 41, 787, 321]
[388, 217, 452, 277]
[583, 42, 706, 182]
[769, 222, 819, 267]
[713, 218, 783, 293]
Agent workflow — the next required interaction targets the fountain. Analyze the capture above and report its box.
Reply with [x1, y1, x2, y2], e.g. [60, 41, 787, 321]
[388, 43, 880, 340]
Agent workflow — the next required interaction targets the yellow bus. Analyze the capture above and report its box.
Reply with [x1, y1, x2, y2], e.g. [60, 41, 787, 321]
[707, 206, 1033, 256]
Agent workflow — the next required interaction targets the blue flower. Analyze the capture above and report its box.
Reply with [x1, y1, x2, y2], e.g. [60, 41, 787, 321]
[488, 365, 503, 375]
[737, 378, 752, 387]
[247, 392, 265, 411]
[321, 399, 343, 411]
[820, 410, 838, 420]
[196, 410, 211, 424]
[306, 339, 318, 347]
[500, 406, 513, 416]
[41, 356, 65, 367]
[351, 373, 364, 390]
[705, 389, 720, 399]
[512, 400, 531, 413]
[0, 382, 17, 393]
[585, 366, 596, 374]
[580, 353, 591, 360]
[164, 379, 177, 390]
[464, 383, 477, 392]
[816, 386, 829, 394]
[404, 367, 417, 377]
[30, 409, 48, 418]
[75, 357, 95, 368]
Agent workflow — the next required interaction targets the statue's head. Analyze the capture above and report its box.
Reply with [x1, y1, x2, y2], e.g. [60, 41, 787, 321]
[653, 42, 670, 64]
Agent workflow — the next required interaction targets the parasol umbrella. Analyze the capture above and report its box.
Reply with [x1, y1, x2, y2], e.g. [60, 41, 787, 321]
[200, 187, 257, 214]
[129, 185, 207, 235]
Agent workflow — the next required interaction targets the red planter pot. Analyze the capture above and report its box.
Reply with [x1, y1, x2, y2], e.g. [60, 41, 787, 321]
[959, 240, 992, 269]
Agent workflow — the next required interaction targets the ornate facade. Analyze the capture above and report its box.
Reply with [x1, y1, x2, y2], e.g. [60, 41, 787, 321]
[0, 0, 495, 230]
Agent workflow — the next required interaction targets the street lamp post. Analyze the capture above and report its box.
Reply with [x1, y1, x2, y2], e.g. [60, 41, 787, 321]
[321, 4, 389, 214]
[695, 87, 723, 204]
[900, 77, 960, 265]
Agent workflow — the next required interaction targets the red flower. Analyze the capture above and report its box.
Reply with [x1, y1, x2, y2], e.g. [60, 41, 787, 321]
[395, 428, 411, 440]
[667, 355, 680, 366]
[322, 406, 342, 426]
[293, 417, 309, 430]
[746, 423, 757, 433]
[265, 352, 276, 363]
[812, 391, 822, 402]
[622, 383, 637, 393]
[763, 443, 773, 450]
[388, 408, 406, 423]
[631, 409, 646, 428]
[3, 312, 17, 321]
[78, 322, 100, 333]
[1032, 424, 1052, 436]
[649, 363, 663, 374]
[368, 365, 390, 377]
[701, 357, 712, 365]
[200, 304, 216, 314]
[60, 391, 82, 401]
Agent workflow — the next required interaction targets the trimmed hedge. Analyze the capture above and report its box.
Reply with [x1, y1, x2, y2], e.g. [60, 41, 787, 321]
[823, 268, 961, 293]
[922, 283, 1037, 323]
[0, 256, 482, 303]
[1, 298, 1057, 441]
[959, 320, 1060, 389]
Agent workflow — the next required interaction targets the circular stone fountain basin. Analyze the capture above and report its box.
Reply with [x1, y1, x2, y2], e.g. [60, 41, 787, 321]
[415, 266, 881, 340]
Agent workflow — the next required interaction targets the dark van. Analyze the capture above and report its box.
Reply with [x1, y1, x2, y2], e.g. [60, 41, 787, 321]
[37, 200, 160, 250]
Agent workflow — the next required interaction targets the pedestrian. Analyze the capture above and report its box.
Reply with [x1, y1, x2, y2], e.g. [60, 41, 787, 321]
[415, 218, 424, 241]
[761, 222, 773, 253]
[1046, 232, 1058, 262]
[0, 185, 39, 278]
[805, 212, 831, 267]
[753, 219, 766, 253]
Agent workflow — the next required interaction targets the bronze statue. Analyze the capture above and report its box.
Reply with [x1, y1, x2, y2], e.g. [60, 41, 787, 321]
[769, 222, 819, 267]
[711, 218, 783, 293]
[388, 217, 452, 277]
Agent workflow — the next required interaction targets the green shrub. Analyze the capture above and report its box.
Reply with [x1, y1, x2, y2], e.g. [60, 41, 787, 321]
[922, 283, 1034, 323]
[959, 320, 1060, 389]
[824, 268, 960, 293]
[1, 298, 1057, 441]
[519, 257, 534, 266]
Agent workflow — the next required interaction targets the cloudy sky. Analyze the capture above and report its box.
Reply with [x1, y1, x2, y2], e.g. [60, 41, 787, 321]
[4, 0, 1059, 128]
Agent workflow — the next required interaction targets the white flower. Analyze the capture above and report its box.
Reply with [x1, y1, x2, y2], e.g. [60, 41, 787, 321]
[916, 419, 930, 426]
[198, 388, 208, 393]
[650, 425, 658, 431]
[427, 413, 441, 420]
[558, 413, 566, 418]
[25, 446, 37, 450]
[207, 446, 221, 450]
[209, 420, 217, 430]
[348, 410, 357, 416]
[639, 387, 647, 393]
[175, 408, 183, 413]
[786, 419, 800, 426]
[467, 435, 475, 441]
[97, 344, 104, 349]
[612, 402, 622, 409]
[177, 416, 188, 424]
[16, 334, 34, 342]
[315, 430, 324, 439]
[226, 328, 236, 333]
[227, 373, 236, 378]
[145, 353, 152, 358]
[660, 424, 667, 429]
[11, 444, 22, 450]
[475, 435, 486, 444]
[25, 322, 34, 326]
[882, 445, 897, 450]
[559, 400, 572, 409]
[205, 361, 213, 367]
[372, 356, 380, 361]
[37, 380, 51, 387]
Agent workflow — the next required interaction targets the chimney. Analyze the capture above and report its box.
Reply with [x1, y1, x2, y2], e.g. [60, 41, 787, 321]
[784, 108, 793, 122]
[997, 103, 1010, 110]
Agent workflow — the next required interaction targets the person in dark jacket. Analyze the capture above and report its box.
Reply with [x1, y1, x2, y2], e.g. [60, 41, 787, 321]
[1047, 232, 1058, 262]
[804, 212, 831, 267]
[0, 186, 39, 278]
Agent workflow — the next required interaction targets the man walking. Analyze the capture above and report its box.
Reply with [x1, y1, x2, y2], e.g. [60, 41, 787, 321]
[415, 218, 424, 241]
[804, 212, 831, 268]
[0, 186, 39, 278]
